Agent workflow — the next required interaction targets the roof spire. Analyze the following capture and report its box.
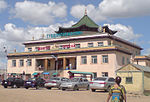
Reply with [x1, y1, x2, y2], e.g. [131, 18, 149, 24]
[85, 8, 87, 15]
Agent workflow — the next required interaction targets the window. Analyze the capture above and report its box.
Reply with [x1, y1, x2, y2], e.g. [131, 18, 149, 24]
[81, 56, 87, 64]
[127, 58, 130, 64]
[126, 77, 133, 84]
[75, 44, 80, 48]
[98, 42, 103, 46]
[122, 56, 125, 65]
[108, 78, 115, 82]
[12, 60, 16, 67]
[19, 60, 24, 67]
[28, 48, 32, 52]
[102, 72, 108, 77]
[91, 56, 97, 64]
[88, 43, 93, 47]
[27, 59, 32, 66]
[102, 55, 108, 63]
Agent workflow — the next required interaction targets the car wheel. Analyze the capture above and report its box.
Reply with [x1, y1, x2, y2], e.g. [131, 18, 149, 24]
[36, 86, 39, 89]
[46, 87, 51, 90]
[4, 86, 7, 88]
[12, 84, 16, 88]
[73, 85, 78, 91]
[91, 89, 96, 92]
[62, 88, 66, 91]
[86, 85, 90, 90]
[25, 87, 29, 89]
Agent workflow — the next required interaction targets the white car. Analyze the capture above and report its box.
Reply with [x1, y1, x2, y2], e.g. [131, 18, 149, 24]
[90, 77, 115, 92]
[44, 77, 69, 90]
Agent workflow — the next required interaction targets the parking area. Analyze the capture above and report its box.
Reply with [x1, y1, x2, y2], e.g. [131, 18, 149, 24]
[0, 86, 150, 102]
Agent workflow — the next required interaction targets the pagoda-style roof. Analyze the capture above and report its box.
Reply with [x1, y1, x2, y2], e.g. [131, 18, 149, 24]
[71, 15, 99, 28]
[56, 13, 117, 35]
[56, 14, 99, 33]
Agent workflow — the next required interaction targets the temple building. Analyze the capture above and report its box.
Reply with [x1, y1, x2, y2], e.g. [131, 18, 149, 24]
[7, 12, 143, 78]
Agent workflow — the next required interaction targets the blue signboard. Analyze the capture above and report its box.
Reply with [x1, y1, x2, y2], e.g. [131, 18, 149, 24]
[47, 31, 83, 39]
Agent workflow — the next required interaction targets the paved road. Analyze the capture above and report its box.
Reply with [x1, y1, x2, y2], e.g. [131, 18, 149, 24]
[0, 85, 150, 102]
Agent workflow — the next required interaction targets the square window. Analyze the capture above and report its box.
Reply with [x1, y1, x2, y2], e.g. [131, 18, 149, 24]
[27, 59, 32, 66]
[102, 55, 108, 63]
[98, 42, 103, 46]
[19, 60, 24, 67]
[28, 48, 32, 52]
[12, 60, 16, 67]
[126, 77, 133, 84]
[102, 72, 108, 77]
[91, 56, 97, 64]
[88, 43, 93, 47]
[75, 44, 80, 48]
[81, 56, 87, 64]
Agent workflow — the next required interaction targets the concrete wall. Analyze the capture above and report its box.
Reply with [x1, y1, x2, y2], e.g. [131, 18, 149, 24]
[117, 71, 143, 93]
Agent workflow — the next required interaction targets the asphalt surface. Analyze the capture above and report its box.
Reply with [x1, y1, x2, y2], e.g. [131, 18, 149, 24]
[0, 85, 150, 102]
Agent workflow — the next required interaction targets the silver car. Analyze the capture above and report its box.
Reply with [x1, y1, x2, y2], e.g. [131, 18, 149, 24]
[90, 77, 115, 92]
[60, 77, 89, 91]
[44, 77, 69, 90]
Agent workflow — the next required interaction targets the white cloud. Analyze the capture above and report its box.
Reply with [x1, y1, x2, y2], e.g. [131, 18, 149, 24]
[104, 24, 142, 41]
[144, 48, 150, 55]
[0, 21, 76, 69]
[0, 0, 7, 12]
[71, 0, 150, 22]
[12, 1, 67, 25]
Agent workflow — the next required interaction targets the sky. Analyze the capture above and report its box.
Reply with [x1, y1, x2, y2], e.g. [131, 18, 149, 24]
[0, 0, 150, 69]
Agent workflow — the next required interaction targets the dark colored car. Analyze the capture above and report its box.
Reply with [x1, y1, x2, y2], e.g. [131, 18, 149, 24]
[24, 77, 45, 89]
[2, 77, 24, 88]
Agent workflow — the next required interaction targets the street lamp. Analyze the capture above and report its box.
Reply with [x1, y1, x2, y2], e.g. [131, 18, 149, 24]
[51, 55, 58, 76]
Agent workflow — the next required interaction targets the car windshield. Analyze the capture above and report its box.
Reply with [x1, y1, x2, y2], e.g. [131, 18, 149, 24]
[70, 78, 79, 82]
[50, 77, 60, 81]
[94, 77, 107, 81]
[7, 77, 14, 81]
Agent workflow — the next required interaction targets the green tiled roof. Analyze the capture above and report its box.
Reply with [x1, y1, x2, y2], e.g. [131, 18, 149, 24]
[71, 15, 98, 28]
[68, 71, 94, 75]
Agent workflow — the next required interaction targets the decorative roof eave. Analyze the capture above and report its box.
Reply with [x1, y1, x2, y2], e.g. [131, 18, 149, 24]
[134, 56, 150, 61]
[23, 35, 142, 50]
[7, 46, 131, 58]
[55, 24, 98, 33]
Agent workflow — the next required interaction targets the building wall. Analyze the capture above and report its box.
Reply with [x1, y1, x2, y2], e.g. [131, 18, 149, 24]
[24, 37, 141, 57]
[133, 60, 146, 66]
[76, 52, 117, 77]
[144, 72, 150, 90]
[116, 52, 131, 69]
[117, 71, 143, 93]
[7, 57, 36, 75]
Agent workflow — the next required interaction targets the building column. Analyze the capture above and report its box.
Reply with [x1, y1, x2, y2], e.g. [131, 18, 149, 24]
[44, 59, 48, 71]
[63, 57, 66, 70]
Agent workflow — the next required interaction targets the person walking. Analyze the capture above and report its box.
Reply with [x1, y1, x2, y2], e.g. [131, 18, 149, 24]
[106, 76, 126, 102]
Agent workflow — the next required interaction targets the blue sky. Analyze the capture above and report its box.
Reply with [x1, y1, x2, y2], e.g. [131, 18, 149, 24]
[0, 0, 150, 69]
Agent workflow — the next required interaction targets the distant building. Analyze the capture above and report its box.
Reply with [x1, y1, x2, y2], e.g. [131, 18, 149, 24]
[7, 11, 142, 78]
[116, 63, 150, 93]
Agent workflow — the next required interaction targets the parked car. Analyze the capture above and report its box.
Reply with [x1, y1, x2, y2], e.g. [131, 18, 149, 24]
[2, 77, 24, 88]
[44, 77, 70, 90]
[60, 77, 89, 91]
[90, 77, 115, 92]
[24, 77, 45, 89]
